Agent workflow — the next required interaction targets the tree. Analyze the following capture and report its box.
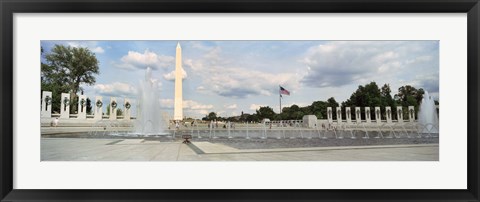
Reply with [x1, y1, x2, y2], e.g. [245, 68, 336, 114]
[395, 85, 425, 117]
[309, 101, 328, 119]
[342, 82, 398, 119]
[42, 45, 100, 113]
[116, 108, 123, 116]
[205, 112, 217, 121]
[86, 98, 92, 115]
[256, 106, 275, 120]
[326, 97, 339, 119]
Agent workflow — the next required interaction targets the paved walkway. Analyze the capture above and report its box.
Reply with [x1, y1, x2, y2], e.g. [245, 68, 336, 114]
[41, 138, 439, 161]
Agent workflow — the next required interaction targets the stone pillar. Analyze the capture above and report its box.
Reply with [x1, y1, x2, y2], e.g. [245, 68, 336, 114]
[109, 97, 117, 120]
[374, 107, 381, 124]
[336, 107, 342, 123]
[77, 95, 87, 119]
[385, 106, 392, 123]
[327, 107, 333, 123]
[94, 96, 103, 120]
[408, 106, 415, 122]
[41, 91, 52, 118]
[364, 107, 371, 123]
[345, 107, 351, 124]
[355, 107, 361, 123]
[124, 98, 132, 120]
[397, 106, 404, 123]
[60, 93, 70, 119]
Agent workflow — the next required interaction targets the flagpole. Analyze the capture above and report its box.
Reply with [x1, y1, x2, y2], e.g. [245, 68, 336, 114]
[279, 85, 282, 114]
[280, 94, 282, 114]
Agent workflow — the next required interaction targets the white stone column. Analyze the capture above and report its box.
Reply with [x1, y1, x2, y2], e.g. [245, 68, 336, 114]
[375, 107, 381, 124]
[94, 96, 103, 120]
[385, 106, 392, 123]
[327, 107, 333, 123]
[109, 97, 117, 120]
[41, 91, 52, 118]
[355, 107, 361, 123]
[336, 107, 342, 123]
[345, 107, 351, 124]
[364, 107, 371, 123]
[408, 106, 415, 122]
[124, 98, 131, 120]
[397, 106, 404, 123]
[77, 95, 87, 119]
[60, 93, 70, 119]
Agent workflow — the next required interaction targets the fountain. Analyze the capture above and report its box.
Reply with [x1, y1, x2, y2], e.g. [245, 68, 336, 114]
[134, 67, 168, 135]
[418, 91, 439, 134]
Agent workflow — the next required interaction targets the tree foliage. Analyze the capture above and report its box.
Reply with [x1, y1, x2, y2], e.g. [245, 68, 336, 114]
[202, 112, 218, 121]
[256, 106, 275, 120]
[41, 45, 100, 113]
[394, 85, 425, 117]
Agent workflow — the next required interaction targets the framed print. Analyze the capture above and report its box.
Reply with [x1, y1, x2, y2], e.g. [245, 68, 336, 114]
[1, 0, 479, 201]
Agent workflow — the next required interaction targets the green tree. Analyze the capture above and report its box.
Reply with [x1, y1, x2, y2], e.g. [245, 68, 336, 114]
[205, 112, 217, 121]
[246, 114, 259, 122]
[395, 85, 425, 117]
[326, 97, 339, 119]
[86, 98, 92, 115]
[342, 82, 396, 119]
[256, 106, 275, 120]
[116, 108, 123, 116]
[42, 45, 100, 113]
[309, 101, 328, 119]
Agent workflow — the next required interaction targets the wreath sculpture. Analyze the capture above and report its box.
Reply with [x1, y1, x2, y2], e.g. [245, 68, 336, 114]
[125, 102, 131, 109]
[111, 101, 117, 109]
[80, 98, 86, 106]
[63, 97, 70, 106]
[44, 96, 51, 106]
[96, 100, 103, 108]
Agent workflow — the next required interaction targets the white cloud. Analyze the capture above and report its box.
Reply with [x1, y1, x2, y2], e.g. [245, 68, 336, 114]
[159, 99, 174, 108]
[183, 100, 213, 110]
[301, 41, 439, 88]
[159, 99, 213, 110]
[67, 41, 105, 54]
[225, 104, 237, 109]
[249, 104, 266, 111]
[91, 46, 105, 54]
[184, 47, 300, 99]
[93, 82, 137, 98]
[163, 68, 188, 81]
[116, 50, 174, 70]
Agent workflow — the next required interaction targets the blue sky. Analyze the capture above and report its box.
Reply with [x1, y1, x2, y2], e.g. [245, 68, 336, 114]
[41, 40, 439, 119]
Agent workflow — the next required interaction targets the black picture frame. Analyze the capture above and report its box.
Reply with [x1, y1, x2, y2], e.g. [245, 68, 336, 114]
[1, 0, 479, 201]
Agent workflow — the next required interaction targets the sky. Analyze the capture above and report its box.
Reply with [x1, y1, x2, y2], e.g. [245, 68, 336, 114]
[40, 40, 439, 119]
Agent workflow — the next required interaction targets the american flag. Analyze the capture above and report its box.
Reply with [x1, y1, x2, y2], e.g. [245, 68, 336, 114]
[279, 86, 290, 96]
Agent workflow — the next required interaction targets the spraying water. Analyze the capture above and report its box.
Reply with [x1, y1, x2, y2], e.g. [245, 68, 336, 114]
[135, 67, 167, 135]
[418, 91, 439, 133]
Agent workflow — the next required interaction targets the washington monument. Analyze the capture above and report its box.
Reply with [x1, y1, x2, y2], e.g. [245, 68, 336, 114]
[173, 42, 183, 120]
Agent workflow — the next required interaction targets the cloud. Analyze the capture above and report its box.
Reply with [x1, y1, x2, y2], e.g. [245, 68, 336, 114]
[249, 104, 266, 111]
[93, 82, 137, 98]
[67, 41, 105, 54]
[163, 68, 188, 81]
[411, 73, 440, 94]
[184, 100, 214, 110]
[301, 41, 438, 88]
[116, 50, 174, 70]
[184, 47, 300, 99]
[159, 99, 213, 110]
[225, 104, 237, 109]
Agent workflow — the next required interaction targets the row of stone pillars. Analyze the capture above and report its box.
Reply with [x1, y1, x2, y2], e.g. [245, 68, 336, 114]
[40, 91, 132, 120]
[327, 106, 416, 123]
